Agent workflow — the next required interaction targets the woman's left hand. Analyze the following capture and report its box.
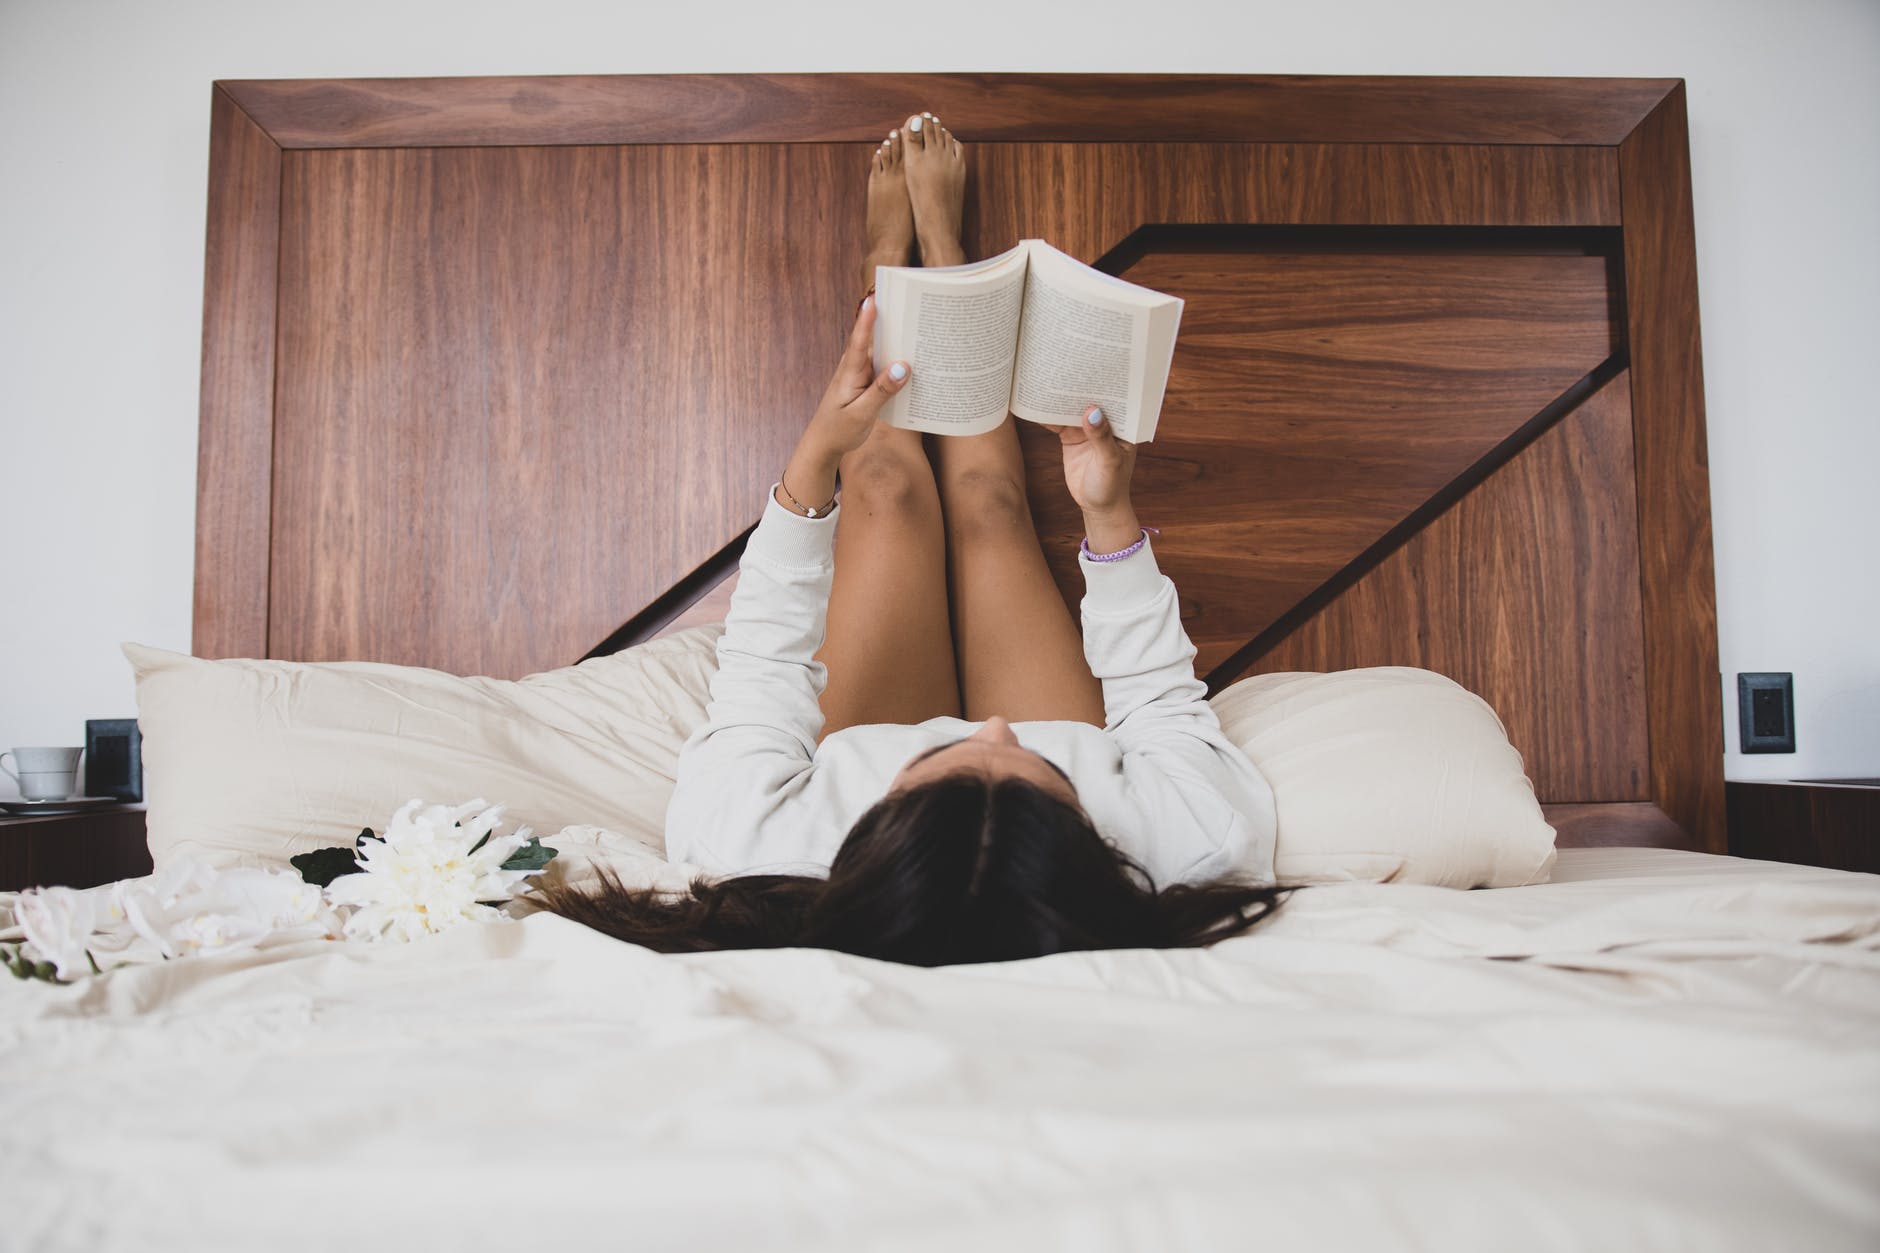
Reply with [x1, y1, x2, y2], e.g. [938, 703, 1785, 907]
[803, 296, 912, 460]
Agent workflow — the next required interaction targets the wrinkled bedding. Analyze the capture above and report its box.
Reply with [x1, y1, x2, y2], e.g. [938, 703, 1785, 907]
[4, 848, 1878, 1252]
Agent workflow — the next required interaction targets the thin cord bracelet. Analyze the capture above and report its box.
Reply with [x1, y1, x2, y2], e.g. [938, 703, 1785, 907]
[1080, 526, 1160, 563]
[778, 476, 838, 519]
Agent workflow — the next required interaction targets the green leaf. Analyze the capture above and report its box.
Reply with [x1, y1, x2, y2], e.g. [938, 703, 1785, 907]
[291, 845, 365, 887]
[499, 836, 558, 873]
[87, 950, 103, 976]
[469, 831, 490, 855]
[356, 827, 377, 848]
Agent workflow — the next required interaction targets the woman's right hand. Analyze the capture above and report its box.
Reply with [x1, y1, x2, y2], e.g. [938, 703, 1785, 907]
[1046, 405, 1142, 554]
[1048, 404, 1137, 511]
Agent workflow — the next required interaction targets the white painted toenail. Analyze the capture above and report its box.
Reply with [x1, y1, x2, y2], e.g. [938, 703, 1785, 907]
[909, 117, 922, 132]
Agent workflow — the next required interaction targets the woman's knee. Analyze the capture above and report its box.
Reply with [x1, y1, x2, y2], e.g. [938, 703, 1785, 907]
[940, 468, 1034, 542]
[839, 444, 939, 519]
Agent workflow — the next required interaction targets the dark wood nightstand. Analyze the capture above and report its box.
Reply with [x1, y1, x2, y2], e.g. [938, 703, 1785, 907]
[0, 805, 153, 892]
[1727, 781, 1879, 875]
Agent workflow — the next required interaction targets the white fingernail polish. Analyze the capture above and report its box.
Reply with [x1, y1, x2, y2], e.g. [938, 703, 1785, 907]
[1087, 407, 1104, 425]
[890, 362, 908, 381]
[909, 116, 922, 132]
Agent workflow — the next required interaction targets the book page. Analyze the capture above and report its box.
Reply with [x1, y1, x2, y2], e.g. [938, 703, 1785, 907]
[1005, 240, 1183, 442]
[874, 247, 1028, 435]
[1008, 242, 1165, 438]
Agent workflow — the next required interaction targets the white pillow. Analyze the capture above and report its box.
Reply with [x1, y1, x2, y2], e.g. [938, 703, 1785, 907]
[1209, 667, 1558, 888]
[124, 627, 726, 879]
[129, 629, 1551, 892]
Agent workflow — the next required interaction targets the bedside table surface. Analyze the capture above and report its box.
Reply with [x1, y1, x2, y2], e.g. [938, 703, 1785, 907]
[0, 803, 146, 826]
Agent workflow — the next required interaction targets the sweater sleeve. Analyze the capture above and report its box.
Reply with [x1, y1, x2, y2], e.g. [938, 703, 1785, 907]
[1078, 536, 1279, 887]
[663, 489, 841, 875]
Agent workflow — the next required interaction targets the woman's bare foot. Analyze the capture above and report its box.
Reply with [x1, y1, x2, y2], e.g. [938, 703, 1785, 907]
[902, 111, 966, 267]
[864, 128, 916, 292]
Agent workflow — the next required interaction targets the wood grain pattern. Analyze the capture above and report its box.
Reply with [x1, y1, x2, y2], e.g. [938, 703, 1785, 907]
[219, 74, 1674, 149]
[269, 143, 859, 674]
[1019, 247, 1619, 677]
[1727, 782, 1880, 874]
[1618, 84, 1726, 852]
[968, 145, 1618, 258]
[1243, 372, 1648, 802]
[1542, 803, 1694, 850]
[193, 86, 281, 660]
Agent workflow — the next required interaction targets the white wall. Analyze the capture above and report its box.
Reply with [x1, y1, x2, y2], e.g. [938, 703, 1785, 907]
[2, 0, 1875, 796]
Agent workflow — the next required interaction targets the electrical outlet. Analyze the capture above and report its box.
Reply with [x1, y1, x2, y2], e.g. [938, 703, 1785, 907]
[1737, 673, 1795, 753]
[85, 719, 142, 801]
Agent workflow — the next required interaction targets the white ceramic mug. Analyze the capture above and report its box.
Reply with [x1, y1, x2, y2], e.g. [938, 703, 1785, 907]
[1, 746, 84, 801]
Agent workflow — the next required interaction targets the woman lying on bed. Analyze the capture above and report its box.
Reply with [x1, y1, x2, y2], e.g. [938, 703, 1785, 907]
[537, 114, 1295, 965]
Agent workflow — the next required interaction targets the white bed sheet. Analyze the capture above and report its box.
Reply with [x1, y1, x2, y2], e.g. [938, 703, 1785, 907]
[3, 847, 1877, 1252]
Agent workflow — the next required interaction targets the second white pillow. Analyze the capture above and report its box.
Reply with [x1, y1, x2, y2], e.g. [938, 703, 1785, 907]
[1210, 667, 1558, 888]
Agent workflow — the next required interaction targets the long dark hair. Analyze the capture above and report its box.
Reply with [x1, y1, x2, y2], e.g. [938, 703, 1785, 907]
[531, 775, 1299, 966]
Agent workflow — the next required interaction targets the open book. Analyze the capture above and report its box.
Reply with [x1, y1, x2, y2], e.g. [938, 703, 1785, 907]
[871, 239, 1183, 443]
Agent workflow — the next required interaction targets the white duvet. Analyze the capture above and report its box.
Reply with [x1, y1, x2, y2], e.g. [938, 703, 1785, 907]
[4, 848, 1878, 1253]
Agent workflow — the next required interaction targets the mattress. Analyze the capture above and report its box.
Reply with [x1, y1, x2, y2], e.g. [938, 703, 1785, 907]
[4, 847, 1877, 1252]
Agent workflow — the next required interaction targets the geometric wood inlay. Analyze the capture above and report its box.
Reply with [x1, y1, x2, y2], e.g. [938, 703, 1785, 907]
[1022, 245, 1621, 677]
[1247, 370, 1648, 803]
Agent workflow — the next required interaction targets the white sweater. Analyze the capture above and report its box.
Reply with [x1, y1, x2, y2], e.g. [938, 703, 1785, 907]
[664, 491, 1278, 889]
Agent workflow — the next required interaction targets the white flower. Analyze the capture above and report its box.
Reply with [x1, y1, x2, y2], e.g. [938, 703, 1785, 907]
[15, 886, 101, 980]
[324, 798, 538, 943]
[114, 856, 339, 959]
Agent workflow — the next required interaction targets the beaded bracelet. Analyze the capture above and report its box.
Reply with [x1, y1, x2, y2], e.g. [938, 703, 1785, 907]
[1080, 526, 1159, 563]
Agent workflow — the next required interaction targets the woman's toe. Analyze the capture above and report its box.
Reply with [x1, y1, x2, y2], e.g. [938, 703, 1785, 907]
[906, 113, 926, 145]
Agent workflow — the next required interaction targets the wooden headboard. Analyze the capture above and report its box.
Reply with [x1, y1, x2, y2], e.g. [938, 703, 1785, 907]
[193, 74, 1722, 853]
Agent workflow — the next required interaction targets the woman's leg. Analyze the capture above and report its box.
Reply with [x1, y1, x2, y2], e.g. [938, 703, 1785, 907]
[904, 115, 1106, 726]
[815, 128, 962, 738]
